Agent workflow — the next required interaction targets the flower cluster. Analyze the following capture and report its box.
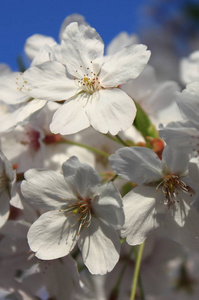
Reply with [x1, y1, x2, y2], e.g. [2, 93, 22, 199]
[1, 13, 199, 300]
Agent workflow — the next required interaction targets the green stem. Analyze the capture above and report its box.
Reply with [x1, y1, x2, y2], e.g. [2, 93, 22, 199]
[130, 242, 145, 300]
[104, 133, 121, 144]
[115, 134, 129, 147]
[108, 174, 119, 182]
[103, 132, 134, 147]
[59, 139, 109, 159]
[133, 247, 145, 300]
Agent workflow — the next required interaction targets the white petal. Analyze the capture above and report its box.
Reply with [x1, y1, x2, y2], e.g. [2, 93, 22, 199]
[121, 65, 156, 101]
[9, 192, 23, 209]
[27, 210, 77, 259]
[44, 141, 95, 172]
[31, 44, 58, 66]
[21, 169, 74, 209]
[146, 82, 181, 124]
[162, 145, 190, 175]
[106, 32, 139, 55]
[0, 100, 46, 133]
[176, 89, 199, 123]
[86, 88, 136, 135]
[92, 182, 124, 229]
[62, 156, 100, 198]
[23, 61, 77, 101]
[189, 157, 199, 184]
[50, 94, 90, 135]
[163, 199, 199, 250]
[0, 110, 19, 133]
[159, 121, 199, 153]
[78, 217, 120, 274]
[109, 146, 163, 184]
[16, 99, 47, 124]
[0, 72, 30, 104]
[61, 22, 104, 76]
[100, 44, 151, 87]
[121, 186, 166, 245]
[25, 34, 56, 60]
[59, 14, 87, 41]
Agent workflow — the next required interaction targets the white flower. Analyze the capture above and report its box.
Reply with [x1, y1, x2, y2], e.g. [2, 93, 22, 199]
[22, 22, 151, 135]
[109, 146, 199, 249]
[159, 121, 199, 155]
[159, 81, 199, 154]
[21, 156, 124, 275]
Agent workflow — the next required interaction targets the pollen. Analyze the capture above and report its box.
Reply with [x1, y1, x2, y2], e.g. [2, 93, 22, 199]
[73, 64, 101, 95]
[72, 208, 79, 214]
[58, 197, 92, 236]
[16, 73, 31, 92]
[156, 174, 193, 209]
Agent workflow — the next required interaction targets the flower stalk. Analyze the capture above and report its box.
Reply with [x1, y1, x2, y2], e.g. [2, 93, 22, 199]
[58, 139, 109, 159]
[130, 242, 145, 300]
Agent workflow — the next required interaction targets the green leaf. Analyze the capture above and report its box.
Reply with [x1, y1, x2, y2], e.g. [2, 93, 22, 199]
[133, 100, 158, 139]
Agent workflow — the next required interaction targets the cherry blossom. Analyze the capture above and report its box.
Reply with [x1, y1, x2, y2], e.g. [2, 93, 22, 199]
[22, 22, 151, 135]
[159, 81, 199, 155]
[21, 156, 124, 275]
[109, 145, 199, 249]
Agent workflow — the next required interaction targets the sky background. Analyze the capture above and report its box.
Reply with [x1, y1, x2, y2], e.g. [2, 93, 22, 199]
[0, 0, 149, 71]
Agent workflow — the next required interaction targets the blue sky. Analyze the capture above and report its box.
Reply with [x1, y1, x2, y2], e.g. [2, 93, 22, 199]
[0, 0, 148, 70]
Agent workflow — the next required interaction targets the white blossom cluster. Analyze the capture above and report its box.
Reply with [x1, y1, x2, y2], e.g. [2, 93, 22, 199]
[1, 13, 199, 300]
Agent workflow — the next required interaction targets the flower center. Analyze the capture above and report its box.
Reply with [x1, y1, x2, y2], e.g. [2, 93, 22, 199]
[156, 174, 193, 208]
[75, 75, 101, 95]
[0, 174, 9, 194]
[59, 196, 92, 235]
[74, 64, 101, 95]
[20, 127, 40, 151]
